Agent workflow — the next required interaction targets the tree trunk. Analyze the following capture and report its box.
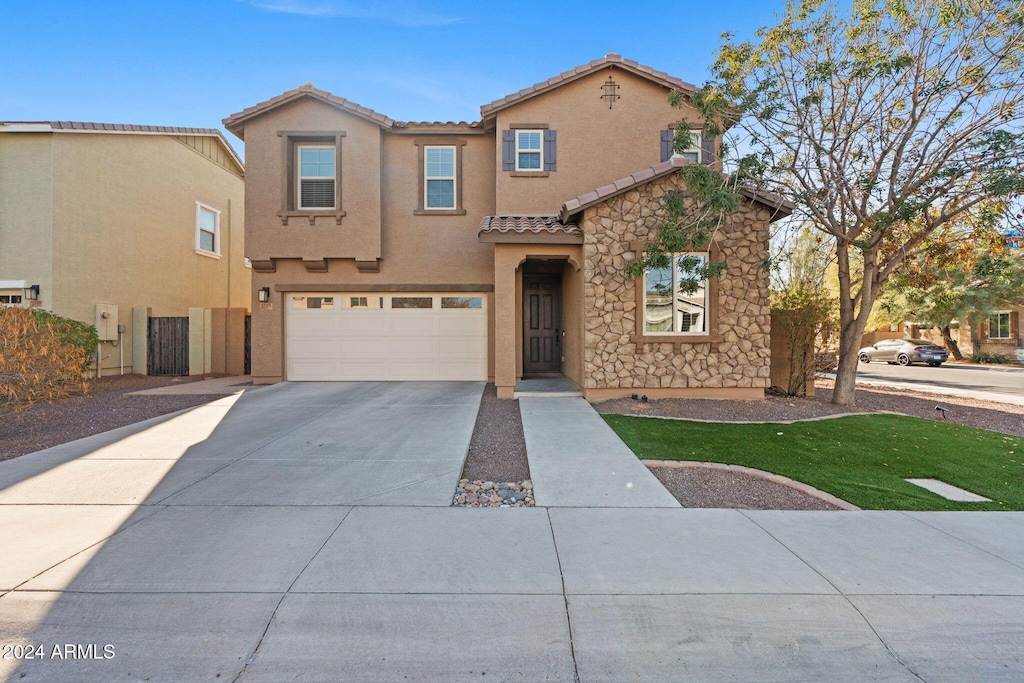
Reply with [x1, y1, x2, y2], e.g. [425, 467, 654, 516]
[832, 321, 864, 405]
[940, 325, 963, 360]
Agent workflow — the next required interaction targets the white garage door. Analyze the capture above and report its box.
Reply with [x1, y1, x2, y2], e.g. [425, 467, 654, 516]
[286, 293, 487, 381]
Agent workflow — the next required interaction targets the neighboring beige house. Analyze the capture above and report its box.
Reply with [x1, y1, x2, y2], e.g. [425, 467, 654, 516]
[0, 121, 248, 375]
[898, 309, 1024, 361]
[224, 52, 791, 399]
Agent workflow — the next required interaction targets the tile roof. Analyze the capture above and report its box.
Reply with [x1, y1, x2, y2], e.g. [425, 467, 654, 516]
[480, 52, 697, 118]
[478, 215, 582, 239]
[558, 156, 795, 222]
[223, 83, 395, 138]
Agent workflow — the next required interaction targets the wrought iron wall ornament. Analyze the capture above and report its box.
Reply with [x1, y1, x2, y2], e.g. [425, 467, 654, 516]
[600, 76, 620, 109]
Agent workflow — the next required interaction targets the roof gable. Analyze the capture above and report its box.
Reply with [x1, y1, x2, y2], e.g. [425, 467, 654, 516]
[223, 83, 395, 139]
[0, 121, 243, 175]
[481, 52, 697, 119]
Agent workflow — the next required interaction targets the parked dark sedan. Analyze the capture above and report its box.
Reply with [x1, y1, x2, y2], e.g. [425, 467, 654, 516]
[858, 339, 949, 366]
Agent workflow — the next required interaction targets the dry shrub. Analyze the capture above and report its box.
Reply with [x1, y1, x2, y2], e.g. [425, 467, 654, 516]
[0, 307, 98, 409]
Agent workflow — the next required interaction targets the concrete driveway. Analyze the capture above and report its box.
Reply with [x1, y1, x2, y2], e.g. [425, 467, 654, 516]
[2, 381, 1024, 681]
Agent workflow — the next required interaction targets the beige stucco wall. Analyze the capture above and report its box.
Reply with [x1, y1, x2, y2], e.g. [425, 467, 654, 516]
[0, 133, 54, 304]
[581, 172, 770, 400]
[43, 133, 247, 373]
[493, 67, 703, 215]
[242, 98, 501, 383]
[242, 98, 384, 263]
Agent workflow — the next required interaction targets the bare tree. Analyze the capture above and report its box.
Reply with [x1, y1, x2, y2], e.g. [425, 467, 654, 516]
[696, 0, 1024, 404]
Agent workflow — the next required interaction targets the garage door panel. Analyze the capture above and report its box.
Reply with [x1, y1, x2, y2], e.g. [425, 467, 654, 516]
[439, 318, 485, 336]
[287, 293, 487, 382]
[388, 317, 438, 336]
[337, 338, 387, 355]
[338, 316, 387, 336]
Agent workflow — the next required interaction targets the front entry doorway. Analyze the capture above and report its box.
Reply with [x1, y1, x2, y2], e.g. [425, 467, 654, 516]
[522, 274, 562, 374]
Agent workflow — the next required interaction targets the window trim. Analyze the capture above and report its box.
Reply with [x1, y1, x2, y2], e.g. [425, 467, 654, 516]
[277, 130, 346, 225]
[629, 241, 723, 345]
[989, 311, 1012, 339]
[414, 139, 467, 215]
[515, 129, 544, 172]
[195, 202, 221, 258]
[424, 145, 456, 210]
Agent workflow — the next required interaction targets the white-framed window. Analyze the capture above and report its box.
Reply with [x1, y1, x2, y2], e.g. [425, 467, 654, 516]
[424, 146, 456, 209]
[297, 145, 336, 209]
[0, 294, 23, 307]
[516, 130, 543, 170]
[989, 311, 1012, 339]
[643, 252, 709, 335]
[195, 202, 221, 257]
[675, 130, 702, 164]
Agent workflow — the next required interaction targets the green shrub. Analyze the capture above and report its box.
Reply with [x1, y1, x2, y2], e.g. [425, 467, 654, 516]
[969, 351, 1011, 364]
[0, 307, 97, 408]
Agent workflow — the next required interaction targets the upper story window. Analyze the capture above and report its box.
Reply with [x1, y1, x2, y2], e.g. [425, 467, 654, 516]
[643, 253, 709, 335]
[195, 202, 221, 257]
[661, 129, 704, 163]
[516, 131, 543, 170]
[425, 146, 456, 209]
[278, 132, 345, 225]
[502, 127, 556, 173]
[298, 145, 336, 209]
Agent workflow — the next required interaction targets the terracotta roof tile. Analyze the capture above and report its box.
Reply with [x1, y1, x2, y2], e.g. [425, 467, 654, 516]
[224, 83, 396, 136]
[477, 215, 581, 237]
[481, 52, 696, 117]
[558, 156, 794, 222]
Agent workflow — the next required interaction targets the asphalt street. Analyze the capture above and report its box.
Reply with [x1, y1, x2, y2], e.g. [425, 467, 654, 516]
[855, 360, 1024, 403]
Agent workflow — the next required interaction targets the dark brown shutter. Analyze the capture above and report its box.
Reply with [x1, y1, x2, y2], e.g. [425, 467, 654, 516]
[700, 133, 715, 165]
[543, 130, 557, 171]
[502, 130, 515, 171]
[661, 130, 673, 162]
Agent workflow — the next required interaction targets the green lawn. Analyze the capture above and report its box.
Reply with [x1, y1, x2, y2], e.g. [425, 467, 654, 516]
[603, 414, 1024, 511]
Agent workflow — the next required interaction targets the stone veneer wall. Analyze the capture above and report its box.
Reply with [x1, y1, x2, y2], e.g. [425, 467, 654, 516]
[582, 172, 772, 390]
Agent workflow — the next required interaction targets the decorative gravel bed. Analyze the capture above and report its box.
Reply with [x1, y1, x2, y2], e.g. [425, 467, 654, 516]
[0, 374, 228, 461]
[455, 384, 533, 507]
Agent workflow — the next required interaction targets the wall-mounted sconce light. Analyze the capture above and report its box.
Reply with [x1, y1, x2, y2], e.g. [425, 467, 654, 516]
[258, 287, 271, 303]
[24, 284, 40, 301]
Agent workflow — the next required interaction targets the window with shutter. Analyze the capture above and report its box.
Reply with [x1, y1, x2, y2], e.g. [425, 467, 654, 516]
[297, 145, 336, 209]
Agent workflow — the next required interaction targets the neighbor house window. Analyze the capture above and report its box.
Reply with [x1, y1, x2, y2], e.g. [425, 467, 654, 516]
[298, 145, 336, 209]
[989, 312, 1012, 339]
[643, 253, 709, 334]
[195, 203, 220, 256]
[424, 146, 456, 209]
[516, 130, 543, 170]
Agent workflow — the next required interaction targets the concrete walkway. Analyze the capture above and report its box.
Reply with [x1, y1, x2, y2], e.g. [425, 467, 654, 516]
[520, 396, 680, 507]
[1, 383, 1023, 681]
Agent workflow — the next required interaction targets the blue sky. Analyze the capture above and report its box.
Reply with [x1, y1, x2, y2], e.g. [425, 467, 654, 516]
[3, 1, 786, 157]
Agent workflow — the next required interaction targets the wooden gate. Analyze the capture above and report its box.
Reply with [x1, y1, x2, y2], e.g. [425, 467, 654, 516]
[244, 314, 251, 375]
[148, 317, 189, 376]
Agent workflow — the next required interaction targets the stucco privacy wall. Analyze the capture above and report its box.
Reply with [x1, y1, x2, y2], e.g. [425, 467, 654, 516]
[581, 171, 771, 399]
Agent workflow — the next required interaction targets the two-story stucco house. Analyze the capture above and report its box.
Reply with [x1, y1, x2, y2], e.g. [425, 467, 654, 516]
[0, 121, 248, 375]
[224, 52, 791, 399]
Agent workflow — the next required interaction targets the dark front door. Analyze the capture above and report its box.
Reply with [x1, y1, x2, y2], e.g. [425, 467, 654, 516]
[523, 275, 561, 373]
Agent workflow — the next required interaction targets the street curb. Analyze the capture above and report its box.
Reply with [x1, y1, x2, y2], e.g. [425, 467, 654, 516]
[642, 459, 862, 511]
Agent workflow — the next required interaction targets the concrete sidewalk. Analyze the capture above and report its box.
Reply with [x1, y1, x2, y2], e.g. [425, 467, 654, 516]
[1, 383, 1022, 681]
